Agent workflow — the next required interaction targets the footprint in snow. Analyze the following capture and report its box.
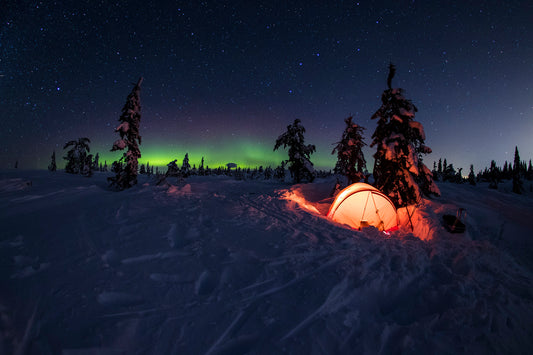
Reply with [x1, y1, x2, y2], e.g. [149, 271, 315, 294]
[97, 291, 144, 307]
[150, 273, 195, 284]
[0, 235, 24, 248]
[165, 223, 199, 248]
[101, 249, 120, 267]
[195, 270, 217, 296]
[11, 263, 50, 279]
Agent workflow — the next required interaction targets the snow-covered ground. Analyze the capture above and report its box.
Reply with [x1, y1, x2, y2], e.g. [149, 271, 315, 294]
[1, 170, 532, 354]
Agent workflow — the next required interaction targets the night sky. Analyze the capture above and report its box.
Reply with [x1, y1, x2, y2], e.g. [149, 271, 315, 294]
[1, 1, 532, 172]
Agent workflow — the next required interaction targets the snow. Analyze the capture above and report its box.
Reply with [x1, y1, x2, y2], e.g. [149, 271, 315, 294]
[116, 122, 130, 134]
[408, 121, 425, 140]
[1, 170, 532, 354]
[112, 139, 126, 151]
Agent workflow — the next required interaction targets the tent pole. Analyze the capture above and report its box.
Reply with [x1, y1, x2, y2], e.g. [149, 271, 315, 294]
[405, 197, 422, 232]
[405, 205, 415, 232]
[370, 193, 385, 230]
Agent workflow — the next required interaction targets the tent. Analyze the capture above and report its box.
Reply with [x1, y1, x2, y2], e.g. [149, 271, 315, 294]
[327, 183, 398, 232]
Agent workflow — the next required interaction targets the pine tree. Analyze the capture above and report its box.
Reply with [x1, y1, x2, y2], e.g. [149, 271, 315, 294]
[139, 164, 146, 174]
[512, 146, 523, 194]
[370, 63, 439, 207]
[468, 164, 476, 185]
[146, 162, 151, 176]
[274, 119, 316, 183]
[63, 138, 90, 174]
[103, 161, 108, 172]
[332, 116, 367, 184]
[181, 153, 191, 177]
[108, 77, 143, 189]
[48, 151, 57, 172]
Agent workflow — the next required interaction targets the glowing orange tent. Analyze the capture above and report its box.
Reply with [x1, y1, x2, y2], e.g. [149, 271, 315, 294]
[327, 183, 398, 231]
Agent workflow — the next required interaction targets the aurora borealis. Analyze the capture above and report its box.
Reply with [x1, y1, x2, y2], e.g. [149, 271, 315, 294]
[1, 1, 532, 171]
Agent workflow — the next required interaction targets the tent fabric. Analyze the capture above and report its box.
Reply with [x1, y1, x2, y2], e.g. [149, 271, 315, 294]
[327, 183, 398, 231]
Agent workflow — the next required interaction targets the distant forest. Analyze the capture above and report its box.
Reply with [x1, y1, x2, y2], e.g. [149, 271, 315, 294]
[39, 65, 532, 198]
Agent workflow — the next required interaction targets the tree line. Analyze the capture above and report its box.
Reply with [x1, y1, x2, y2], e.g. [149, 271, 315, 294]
[433, 146, 532, 193]
[52, 65, 530, 206]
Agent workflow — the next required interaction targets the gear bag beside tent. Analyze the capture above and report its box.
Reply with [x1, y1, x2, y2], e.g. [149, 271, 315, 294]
[327, 183, 398, 232]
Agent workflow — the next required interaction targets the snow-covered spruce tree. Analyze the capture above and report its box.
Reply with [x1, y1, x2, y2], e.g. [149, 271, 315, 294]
[332, 116, 367, 184]
[198, 157, 205, 176]
[488, 160, 499, 189]
[181, 153, 191, 177]
[48, 151, 57, 172]
[93, 153, 99, 171]
[82, 154, 94, 177]
[468, 164, 476, 185]
[146, 161, 151, 175]
[166, 159, 179, 177]
[108, 77, 143, 190]
[264, 166, 273, 180]
[274, 119, 316, 183]
[370, 64, 439, 207]
[63, 137, 91, 174]
[274, 161, 286, 180]
[512, 146, 523, 194]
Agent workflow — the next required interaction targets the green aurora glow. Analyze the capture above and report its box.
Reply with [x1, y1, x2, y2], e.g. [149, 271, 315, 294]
[71, 138, 336, 171]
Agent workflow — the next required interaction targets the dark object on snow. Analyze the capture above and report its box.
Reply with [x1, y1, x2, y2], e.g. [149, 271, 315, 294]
[443, 208, 466, 233]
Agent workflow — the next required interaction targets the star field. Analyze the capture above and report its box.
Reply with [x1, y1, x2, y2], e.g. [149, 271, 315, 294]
[1, 1, 532, 170]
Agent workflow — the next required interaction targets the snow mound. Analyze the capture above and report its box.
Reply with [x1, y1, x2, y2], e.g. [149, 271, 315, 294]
[167, 183, 192, 196]
[397, 201, 443, 241]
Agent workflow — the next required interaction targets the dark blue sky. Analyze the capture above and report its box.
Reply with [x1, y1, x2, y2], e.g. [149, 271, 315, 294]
[1, 0, 532, 171]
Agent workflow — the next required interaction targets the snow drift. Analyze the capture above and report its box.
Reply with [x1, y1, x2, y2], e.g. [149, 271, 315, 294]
[0, 171, 532, 354]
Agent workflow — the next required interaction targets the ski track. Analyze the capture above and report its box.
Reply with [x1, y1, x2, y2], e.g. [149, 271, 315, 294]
[1, 173, 532, 354]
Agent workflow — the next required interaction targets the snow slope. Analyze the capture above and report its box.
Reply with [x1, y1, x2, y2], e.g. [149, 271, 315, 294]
[0, 170, 532, 354]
